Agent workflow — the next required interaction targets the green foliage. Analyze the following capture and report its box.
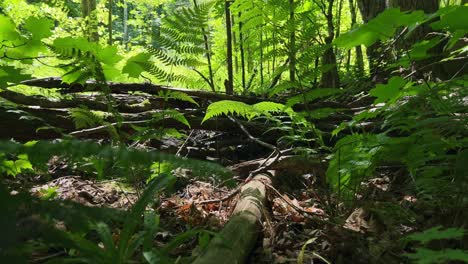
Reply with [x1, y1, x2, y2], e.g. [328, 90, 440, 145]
[403, 226, 468, 264]
[405, 248, 468, 264]
[50, 37, 122, 84]
[369, 77, 407, 104]
[0, 153, 33, 177]
[286, 88, 343, 108]
[202, 100, 291, 123]
[326, 134, 388, 199]
[404, 226, 465, 245]
[0, 140, 231, 181]
[334, 8, 426, 49]
[69, 106, 104, 129]
[125, 1, 215, 87]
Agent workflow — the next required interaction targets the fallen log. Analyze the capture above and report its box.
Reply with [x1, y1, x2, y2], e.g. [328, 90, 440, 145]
[20, 77, 350, 110]
[0, 89, 198, 113]
[193, 173, 271, 264]
[228, 155, 323, 179]
[21, 77, 267, 105]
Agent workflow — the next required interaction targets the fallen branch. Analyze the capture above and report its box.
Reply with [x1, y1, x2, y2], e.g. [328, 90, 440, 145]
[193, 173, 271, 264]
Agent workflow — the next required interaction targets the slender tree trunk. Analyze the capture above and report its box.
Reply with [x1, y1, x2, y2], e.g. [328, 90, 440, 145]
[335, 0, 344, 44]
[289, 0, 296, 82]
[387, 0, 439, 49]
[239, 12, 246, 93]
[81, 0, 99, 42]
[225, 0, 234, 94]
[348, 0, 364, 73]
[123, 0, 128, 49]
[356, 0, 386, 77]
[193, 0, 215, 92]
[320, 0, 340, 88]
[232, 15, 239, 74]
[260, 31, 264, 86]
[108, 0, 113, 45]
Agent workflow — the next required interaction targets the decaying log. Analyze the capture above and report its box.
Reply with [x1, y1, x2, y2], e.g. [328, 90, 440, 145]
[228, 155, 324, 178]
[20, 77, 349, 110]
[21, 77, 268, 105]
[193, 173, 271, 264]
[0, 89, 198, 113]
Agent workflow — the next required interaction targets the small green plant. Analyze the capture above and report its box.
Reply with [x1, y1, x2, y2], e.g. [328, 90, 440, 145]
[403, 226, 468, 264]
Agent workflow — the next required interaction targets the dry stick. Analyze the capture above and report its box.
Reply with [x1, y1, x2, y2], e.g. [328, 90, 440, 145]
[265, 183, 335, 225]
[196, 187, 241, 205]
[70, 120, 150, 136]
[196, 116, 283, 205]
[227, 116, 283, 182]
[176, 129, 194, 157]
[227, 116, 277, 151]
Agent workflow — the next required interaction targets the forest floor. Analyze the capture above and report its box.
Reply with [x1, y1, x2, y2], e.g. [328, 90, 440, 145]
[9, 129, 418, 264]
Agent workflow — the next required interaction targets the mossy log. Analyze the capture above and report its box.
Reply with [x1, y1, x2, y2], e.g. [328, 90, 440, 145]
[193, 173, 271, 264]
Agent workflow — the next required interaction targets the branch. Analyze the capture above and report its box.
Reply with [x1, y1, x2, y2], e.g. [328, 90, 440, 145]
[227, 116, 277, 151]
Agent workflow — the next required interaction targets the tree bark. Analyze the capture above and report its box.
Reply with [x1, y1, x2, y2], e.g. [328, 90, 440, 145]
[320, 0, 341, 88]
[123, 0, 129, 49]
[193, 0, 216, 92]
[108, 0, 113, 45]
[356, 0, 387, 77]
[193, 173, 271, 264]
[225, 0, 234, 95]
[81, 0, 99, 42]
[387, 0, 439, 48]
[289, 0, 297, 83]
[348, 0, 364, 74]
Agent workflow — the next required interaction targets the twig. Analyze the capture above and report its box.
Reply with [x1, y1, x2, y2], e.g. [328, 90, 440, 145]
[227, 116, 277, 151]
[176, 129, 194, 157]
[69, 120, 150, 136]
[32, 251, 66, 263]
[265, 183, 334, 225]
[195, 186, 241, 205]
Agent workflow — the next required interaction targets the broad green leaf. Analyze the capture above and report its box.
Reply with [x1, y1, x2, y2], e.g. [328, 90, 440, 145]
[123, 53, 152, 78]
[24, 17, 53, 39]
[335, 9, 425, 49]
[369, 77, 406, 104]
[0, 15, 20, 41]
[432, 6, 468, 31]
[96, 46, 123, 65]
[0, 66, 32, 87]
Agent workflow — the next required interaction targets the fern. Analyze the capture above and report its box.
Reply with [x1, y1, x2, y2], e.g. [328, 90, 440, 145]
[202, 100, 291, 123]
[69, 105, 104, 129]
[158, 90, 199, 106]
[139, 1, 215, 89]
[403, 226, 468, 264]
[0, 140, 231, 181]
[48, 37, 122, 85]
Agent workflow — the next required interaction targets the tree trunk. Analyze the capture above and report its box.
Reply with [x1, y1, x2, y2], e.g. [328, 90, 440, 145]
[289, 0, 296, 83]
[193, 0, 215, 92]
[81, 0, 99, 42]
[348, 0, 364, 74]
[356, 0, 387, 77]
[108, 0, 113, 45]
[225, 0, 234, 95]
[193, 174, 271, 264]
[239, 12, 247, 93]
[387, 0, 439, 49]
[123, 1, 129, 49]
[320, 0, 341, 88]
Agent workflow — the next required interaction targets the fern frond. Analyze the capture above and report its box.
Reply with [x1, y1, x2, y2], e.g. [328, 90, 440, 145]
[152, 109, 191, 128]
[160, 91, 199, 106]
[202, 100, 291, 123]
[69, 106, 104, 129]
